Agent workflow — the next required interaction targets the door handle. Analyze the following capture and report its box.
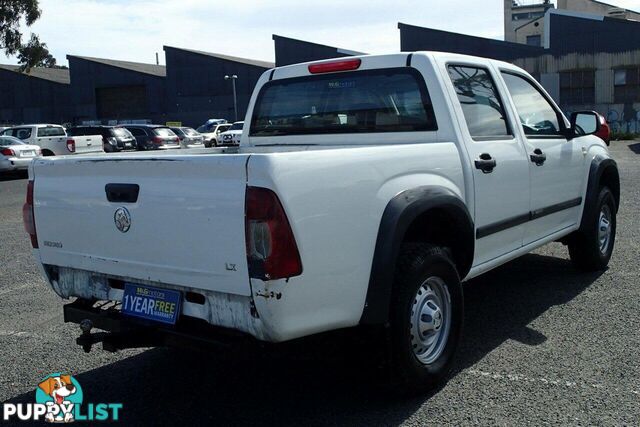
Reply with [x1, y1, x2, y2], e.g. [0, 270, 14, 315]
[474, 153, 496, 174]
[105, 184, 140, 203]
[530, 148, 546, 166]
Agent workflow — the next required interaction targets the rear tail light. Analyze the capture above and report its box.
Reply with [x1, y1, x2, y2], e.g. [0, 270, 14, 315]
[308, 58, 361, 74]
[1, 147, 15, 156]
[22, 180, 38, 248]
[245, 187, 302, 280]
[152, 136, 163, 145]
[66, 138, 76, 153]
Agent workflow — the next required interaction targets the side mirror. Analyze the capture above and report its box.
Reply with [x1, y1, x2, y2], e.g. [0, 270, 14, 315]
[570, 111, 600, 138]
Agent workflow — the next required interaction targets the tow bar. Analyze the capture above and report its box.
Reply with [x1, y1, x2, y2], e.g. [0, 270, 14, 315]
[64, 299, 253, 353]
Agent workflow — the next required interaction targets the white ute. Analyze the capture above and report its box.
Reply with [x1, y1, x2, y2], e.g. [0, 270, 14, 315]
[24, 52, 620, 392]
[3, 124, 104, 156]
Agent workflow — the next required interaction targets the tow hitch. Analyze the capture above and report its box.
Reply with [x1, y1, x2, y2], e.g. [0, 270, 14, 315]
[64, 299, 254, 353]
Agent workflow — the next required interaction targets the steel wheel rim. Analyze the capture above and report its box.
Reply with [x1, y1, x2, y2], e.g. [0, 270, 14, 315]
[410, 276, 452, 365]
[598, 204, 612, 255]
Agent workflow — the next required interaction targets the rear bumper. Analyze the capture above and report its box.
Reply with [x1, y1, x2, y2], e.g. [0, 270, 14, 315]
[46, 266, 272, 341]
[0, 157, 34, 171]
[64, 299, 256, 352]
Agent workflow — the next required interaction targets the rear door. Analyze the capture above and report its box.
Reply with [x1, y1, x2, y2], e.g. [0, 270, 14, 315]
[34, 153, 253, 295]
[445, 63, 531, 265]
[499, 71, 585, 244]
[36, 125, 66, 149]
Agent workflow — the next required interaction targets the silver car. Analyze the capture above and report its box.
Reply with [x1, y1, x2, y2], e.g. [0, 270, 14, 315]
[170, 127, 205, 148]
[0, 136, 41, 172]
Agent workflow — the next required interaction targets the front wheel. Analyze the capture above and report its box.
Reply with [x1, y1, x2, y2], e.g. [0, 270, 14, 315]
[568, 186, 617, 271]
[388, 243, 463, 393]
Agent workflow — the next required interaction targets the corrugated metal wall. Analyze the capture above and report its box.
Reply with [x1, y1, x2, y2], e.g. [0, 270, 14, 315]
[164, 47, 271, 127]
[68, 57, 167, 125]
[0, 70, 71, 125]
[273, 35, 356, 66]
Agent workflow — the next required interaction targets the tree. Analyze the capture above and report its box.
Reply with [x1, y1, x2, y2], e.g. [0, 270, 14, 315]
[0, 0, 57, 71]
[17, 34, 56, 70]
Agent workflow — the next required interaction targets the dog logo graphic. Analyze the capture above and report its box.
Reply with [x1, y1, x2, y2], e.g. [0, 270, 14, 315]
[36, 373, 83, 423]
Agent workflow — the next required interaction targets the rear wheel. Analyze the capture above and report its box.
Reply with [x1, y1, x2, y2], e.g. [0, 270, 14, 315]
[42, 149, 55, 156]
[568, 186, 616, 271]
[388, 243, 463, 393]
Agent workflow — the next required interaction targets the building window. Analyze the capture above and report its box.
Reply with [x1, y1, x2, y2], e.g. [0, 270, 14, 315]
[526, 35, 541, 46]
[614, 68, 640, 103]
[512, 11, 545, 21]
[559, 70, 595, 105]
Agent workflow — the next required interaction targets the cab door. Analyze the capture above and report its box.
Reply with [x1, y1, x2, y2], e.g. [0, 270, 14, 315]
[499, 71, 586, 245]
[445, 63, 531, 265]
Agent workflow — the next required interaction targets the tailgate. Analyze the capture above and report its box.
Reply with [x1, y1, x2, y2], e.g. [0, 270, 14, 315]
[74, 136, 103, 154]
[33, 154, 252, 296]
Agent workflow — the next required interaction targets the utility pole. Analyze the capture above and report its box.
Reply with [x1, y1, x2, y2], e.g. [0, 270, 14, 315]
[225, 74, 238, 121]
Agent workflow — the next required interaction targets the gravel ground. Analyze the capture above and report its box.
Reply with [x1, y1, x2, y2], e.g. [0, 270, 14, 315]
[0, 141, 638, 426]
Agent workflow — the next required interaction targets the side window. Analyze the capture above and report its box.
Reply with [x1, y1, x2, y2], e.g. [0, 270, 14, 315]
[501, 72, 563, 137]
[15, 128, 32, 140]
[128, 128, 144, 136]
[447, 65, 511, 139]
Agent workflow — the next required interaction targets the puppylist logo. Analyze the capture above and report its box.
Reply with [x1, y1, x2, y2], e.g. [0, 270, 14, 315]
[2, 373, 123, 422]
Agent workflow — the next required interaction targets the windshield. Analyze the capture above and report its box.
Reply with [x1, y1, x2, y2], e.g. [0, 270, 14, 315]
[250, 68, 437, 136]
[170, 128, 185, 136]
[0, 136, 25, 146]
[112, 127, 132, 138]
[153, 127, 177, 137]
[229, 122, 244, 131]
[37, 126, 66, 137]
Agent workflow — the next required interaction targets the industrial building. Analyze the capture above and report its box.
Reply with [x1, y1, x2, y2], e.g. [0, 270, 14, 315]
[163, 46, 273, 126]
[273, 35, 363, 66]
[398, 0, 640, 133]
[0, 65, 71, 125]
[0, 0, 637, 132]
[66, 55, 167, 125]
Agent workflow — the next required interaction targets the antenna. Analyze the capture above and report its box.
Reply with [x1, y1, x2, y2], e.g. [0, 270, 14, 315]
[155, 52, 159, 65]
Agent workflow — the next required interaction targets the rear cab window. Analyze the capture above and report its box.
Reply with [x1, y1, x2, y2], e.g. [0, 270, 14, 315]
[153, 127, 176, 137]
[250, 68, 437, 136]
[112, 127, 132, 138]
[37, 126, 66, 137]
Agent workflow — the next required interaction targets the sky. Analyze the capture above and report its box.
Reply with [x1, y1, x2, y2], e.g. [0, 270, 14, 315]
[2, 0, 640, 66]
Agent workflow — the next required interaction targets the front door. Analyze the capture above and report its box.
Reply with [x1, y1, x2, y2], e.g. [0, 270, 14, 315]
[499, 72, 586, 245]
[446, 63, 531, 266]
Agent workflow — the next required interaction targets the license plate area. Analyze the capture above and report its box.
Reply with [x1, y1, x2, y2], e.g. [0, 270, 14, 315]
[122, 283, 181, 325]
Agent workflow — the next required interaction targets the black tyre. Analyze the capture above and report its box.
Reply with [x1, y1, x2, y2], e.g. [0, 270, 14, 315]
[388, 243, 463, 393]
[568, 186, 616, 271]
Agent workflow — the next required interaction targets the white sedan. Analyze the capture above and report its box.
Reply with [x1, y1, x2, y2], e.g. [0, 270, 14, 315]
[0, 136, 41, 172]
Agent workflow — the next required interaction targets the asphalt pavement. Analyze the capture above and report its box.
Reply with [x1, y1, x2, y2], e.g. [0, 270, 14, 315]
[1, 141, 639, 426]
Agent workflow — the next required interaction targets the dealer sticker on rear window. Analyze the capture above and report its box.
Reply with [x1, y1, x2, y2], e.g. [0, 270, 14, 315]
[121, 283, 181, 325]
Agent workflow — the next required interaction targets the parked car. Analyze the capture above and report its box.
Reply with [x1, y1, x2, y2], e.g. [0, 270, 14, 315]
[199, 123, 232, 147]
[196, 118, 227, 132]
[1, 124, 103, 156]
[24, 52, 619, 394]
[67, 126, 136, 152]
[170, 127, 205, 148]
[595, 113, 611, 146]
[122, 125, 181, 150]
[0, 136, 41, 172]
[218, 121, 243, 145]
